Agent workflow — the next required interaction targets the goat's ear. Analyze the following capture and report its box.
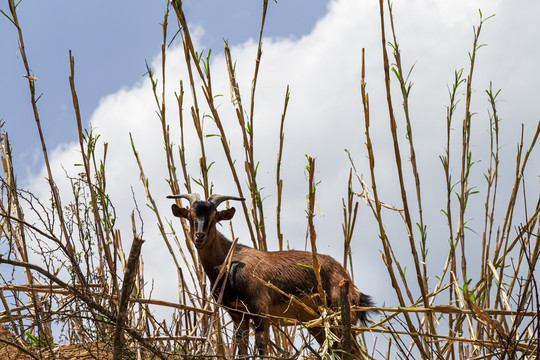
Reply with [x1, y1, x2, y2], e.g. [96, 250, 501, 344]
[171, 204, 189, 218]
[216, 207, 236, 222]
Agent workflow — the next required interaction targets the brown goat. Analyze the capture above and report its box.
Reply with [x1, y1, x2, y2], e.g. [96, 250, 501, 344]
[168, 193, 374, 356]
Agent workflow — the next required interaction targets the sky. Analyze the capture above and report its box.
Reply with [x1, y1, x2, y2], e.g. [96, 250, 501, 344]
[1, 0, 328, 176]
[2, 0, 540, 349]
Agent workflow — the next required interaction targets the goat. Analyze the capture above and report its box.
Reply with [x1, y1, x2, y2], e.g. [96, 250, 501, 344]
[168, 193, 374, 356]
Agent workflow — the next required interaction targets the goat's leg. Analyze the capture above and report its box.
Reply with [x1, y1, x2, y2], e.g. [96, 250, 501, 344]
[307, 326, 327, 348]
[253, 316, 269, 356]
[230, 312, 249, 356]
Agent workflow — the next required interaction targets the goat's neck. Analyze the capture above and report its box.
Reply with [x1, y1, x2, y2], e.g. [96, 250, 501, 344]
[197, 230, 232, 286]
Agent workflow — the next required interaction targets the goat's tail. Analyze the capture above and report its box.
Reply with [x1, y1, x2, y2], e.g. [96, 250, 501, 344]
[350, 287, 376, 326]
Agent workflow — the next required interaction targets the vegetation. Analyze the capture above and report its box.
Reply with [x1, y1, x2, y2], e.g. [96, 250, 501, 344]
[0, 0, 538, 359]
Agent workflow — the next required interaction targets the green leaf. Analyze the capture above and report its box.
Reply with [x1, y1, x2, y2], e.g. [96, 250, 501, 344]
[0, 9, 16, 27]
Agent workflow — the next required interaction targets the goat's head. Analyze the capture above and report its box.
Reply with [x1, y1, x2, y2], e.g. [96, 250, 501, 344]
[168, 193, 245, 249]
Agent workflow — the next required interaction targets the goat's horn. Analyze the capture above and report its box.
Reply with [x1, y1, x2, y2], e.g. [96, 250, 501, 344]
[207, 194, 245, 207]
[166, 193, 201, 205]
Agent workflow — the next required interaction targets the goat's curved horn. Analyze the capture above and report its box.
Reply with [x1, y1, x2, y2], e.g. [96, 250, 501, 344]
[166, 193, 201, 205]
[208, 194, 245, 207]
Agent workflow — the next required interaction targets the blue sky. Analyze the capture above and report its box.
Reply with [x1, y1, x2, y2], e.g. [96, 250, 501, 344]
[1, 0, 329, 176]
[2, 0, 540, 349]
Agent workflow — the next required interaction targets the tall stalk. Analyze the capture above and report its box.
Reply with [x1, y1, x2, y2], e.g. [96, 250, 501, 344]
[360, 47, 428, 359]
[377, 0, 430, 315]
[276, 86, 289, 251]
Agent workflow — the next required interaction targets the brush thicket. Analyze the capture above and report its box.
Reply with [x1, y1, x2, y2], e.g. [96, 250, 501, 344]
[0, 0, 538, 359]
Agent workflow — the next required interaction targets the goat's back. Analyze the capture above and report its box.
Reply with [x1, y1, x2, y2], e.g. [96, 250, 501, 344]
[226, 247, 373, 324]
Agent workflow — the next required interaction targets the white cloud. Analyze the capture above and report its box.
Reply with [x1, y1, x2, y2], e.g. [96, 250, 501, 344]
[25, 0, 540, 324]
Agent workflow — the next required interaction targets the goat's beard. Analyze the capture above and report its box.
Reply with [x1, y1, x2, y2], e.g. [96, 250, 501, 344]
[193, 240, 206, 249]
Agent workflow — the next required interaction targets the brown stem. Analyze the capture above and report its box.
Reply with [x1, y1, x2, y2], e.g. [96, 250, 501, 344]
[276, 86, 289, 251]
[378, 0, 429, 316]
[306, 156, 327, 308]
[112, 236, 145, 359]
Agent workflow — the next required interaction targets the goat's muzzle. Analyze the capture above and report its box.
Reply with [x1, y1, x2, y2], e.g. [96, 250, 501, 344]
[194, 232, 206, 249]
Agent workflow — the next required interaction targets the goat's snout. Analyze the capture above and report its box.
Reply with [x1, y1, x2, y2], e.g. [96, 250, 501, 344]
[194, 232, 206, 248]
